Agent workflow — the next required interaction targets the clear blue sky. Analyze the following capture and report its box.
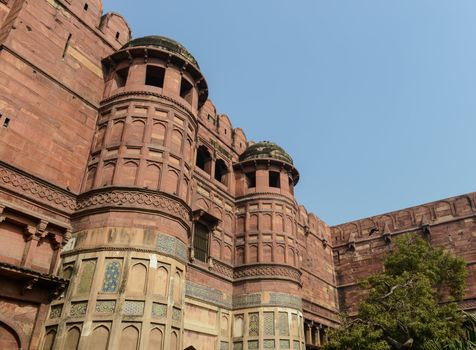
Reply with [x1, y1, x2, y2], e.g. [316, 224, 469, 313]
[103, 1, 476, 225]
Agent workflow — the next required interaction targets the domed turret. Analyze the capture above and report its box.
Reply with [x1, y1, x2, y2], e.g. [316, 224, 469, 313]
[240, 141, 294, 164]
[123, 35, 199, 68]
[102, 34, 208, 109]
[234, 141, 299, 198]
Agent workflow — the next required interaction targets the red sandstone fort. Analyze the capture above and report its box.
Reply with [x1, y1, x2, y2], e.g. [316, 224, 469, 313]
[0, 1, 473, 350]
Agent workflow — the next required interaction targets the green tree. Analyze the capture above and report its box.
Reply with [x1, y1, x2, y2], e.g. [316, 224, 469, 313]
[325, 234, 468, 350]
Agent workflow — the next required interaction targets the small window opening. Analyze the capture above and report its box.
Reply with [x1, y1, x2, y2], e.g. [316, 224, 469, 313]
[145, 66, 165, 88]
[196, 145, 212, 174]
[269, 171, 280, 188]
[193, 222, 209, 262]
[3, 117, 10, 128]
[115, 32, 120, 40]
[245, 172, 256, 189]
[214, 159, 228, 185]
[114, 67, 129, 88]
[180, 77, 193, 104]
[83, 3, 88, 11]
[289, 177, 294, 195]
[224, 129, 227, 135]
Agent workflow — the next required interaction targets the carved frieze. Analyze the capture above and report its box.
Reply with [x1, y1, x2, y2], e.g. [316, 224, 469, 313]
[76, 188, 191, 224]
[0, 162, 76, 212]
[233, 264, 302, 285]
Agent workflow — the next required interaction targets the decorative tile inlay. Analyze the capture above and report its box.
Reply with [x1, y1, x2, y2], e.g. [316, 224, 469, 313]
[172, 307, 181, 321]
[278, 312, 289, 336]
[152, 303, 167, 318]
[279, 339, 290, 349]
[123, 301, 144, 316]
[264, 340, 275, 349]
[101, 260, 121, 293]
[264, 312, 275, 336]
[220, 342, 229, 350]
[248, 340, 258, 349]
[233, 342, 243, 350]
[232, 293, 261, 309]
[186, 281, 230, 308]
[293, 340, 300, 350]
[269, 293, 302, 309]
[77, 260, 96, 294]
[49, 304, 62, 319]
[248, 313, 259, 337]
[70, 302, 87, 317]
[96, 300, 116, 313]
[157, 234, 188, 261]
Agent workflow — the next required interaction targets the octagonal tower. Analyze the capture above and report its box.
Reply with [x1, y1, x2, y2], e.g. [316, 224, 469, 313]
[48, 36, 207, 350]
[231, 141, 305, 350]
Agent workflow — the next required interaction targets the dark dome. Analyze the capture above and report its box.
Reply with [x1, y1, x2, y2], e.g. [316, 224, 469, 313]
[240, 141, 293, 164]
[123, 35, 199, 68]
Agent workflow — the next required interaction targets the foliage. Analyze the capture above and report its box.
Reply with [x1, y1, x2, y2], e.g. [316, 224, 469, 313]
[423, 312, 476, 350]
[325, 234, 468, 350]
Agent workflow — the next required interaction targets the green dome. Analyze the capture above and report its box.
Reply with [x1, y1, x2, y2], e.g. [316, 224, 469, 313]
[240, 141, 293, 164]
[123, 35, 199, 67]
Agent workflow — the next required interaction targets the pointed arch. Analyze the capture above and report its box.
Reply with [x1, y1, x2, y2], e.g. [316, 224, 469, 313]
[173, 271, 182, 303]
[154, 266, 168, 297]
[127, 263, 147, 295]
[121, 161, 138, 186]
[119, 326, 139, 350]
[170, 331, 179, 350]
[128, 119, 145, 143]
[109, 120, 124, 144]
[151, 122, 166, 145]
[90, 326, 109, 350]
[143, 163, 161, 190]
[64, 326, 81, 350]
[148, 328, 163, 350]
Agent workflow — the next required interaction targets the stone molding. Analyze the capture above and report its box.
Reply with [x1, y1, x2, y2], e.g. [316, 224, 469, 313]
[302, 299, 340, 326]
[101, 90, 194, 120]
[210, 259, 234, 279]
[232, 292, 302, 310]
[76, 187, 191, 224]
[61, 233, 188, 263]
[0, 161, 76, 213]
[233, 263, 302, 285]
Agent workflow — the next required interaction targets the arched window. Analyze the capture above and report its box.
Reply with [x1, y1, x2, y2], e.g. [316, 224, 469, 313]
[214, 159, 228, 185]
[101, 260, 121, 293]
[195, 146, 212, 174]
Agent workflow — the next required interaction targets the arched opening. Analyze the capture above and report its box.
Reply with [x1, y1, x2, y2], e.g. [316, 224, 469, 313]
[214, 159, 228, 185]
[195, 146, 212, 174]
[0, 321, 20, 350]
